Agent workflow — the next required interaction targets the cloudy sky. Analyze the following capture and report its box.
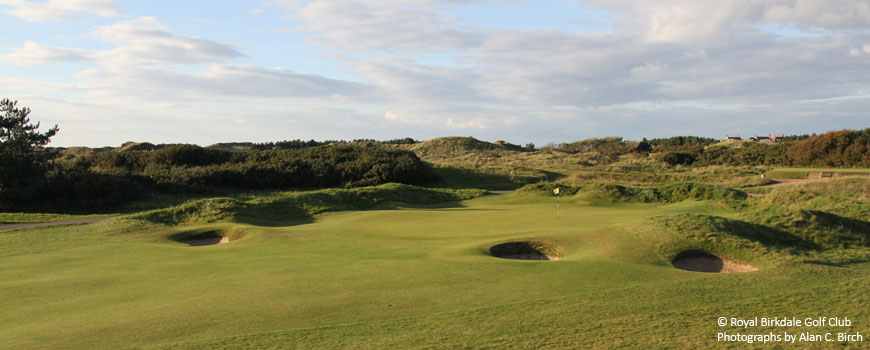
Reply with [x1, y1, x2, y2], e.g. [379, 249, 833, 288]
[1, 0, 869, 147]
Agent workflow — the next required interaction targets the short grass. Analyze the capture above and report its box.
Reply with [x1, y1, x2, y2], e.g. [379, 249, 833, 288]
[1, 183, 868, 349]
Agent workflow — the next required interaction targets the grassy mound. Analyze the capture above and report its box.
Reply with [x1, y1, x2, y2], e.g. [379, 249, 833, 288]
[130, 198, 246, 226]
[117, 141, 158, 152]
[741, 207, 870, 248]
[129, 183, 486, 226]
[583, 182, 748, 203]
[411, 137, 522, 159]
[519, 182, 747, 203]
[645, 213, 807, 266]
[752, 177, 869, 219]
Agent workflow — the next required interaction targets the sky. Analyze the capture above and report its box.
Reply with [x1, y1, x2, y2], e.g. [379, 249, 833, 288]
[1, 0, 869, 147]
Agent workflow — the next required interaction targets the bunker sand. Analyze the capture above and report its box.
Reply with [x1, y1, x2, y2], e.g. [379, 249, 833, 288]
[672, 252, 757, 273]
[180, 235, 229, 246]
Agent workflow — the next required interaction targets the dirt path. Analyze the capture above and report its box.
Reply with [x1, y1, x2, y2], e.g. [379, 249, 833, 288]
[0, 216, 116, 231]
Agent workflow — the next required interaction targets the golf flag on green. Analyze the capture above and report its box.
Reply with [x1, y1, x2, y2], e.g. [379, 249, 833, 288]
[553, 188, 560, 195]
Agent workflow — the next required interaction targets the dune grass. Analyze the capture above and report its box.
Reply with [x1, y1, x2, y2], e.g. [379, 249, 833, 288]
[772, 167, 870, 173]
[0, 212, 111, 224]
[766, 167, 870, 179]
[0, 179, 867, 349]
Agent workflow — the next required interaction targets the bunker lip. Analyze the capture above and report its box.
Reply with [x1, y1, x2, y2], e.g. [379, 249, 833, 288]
[490, 241, 561, 261]
[672, 251, 757, 273]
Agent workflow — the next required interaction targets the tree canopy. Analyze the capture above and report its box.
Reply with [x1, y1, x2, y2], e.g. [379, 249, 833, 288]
[0, 98, 59, 192]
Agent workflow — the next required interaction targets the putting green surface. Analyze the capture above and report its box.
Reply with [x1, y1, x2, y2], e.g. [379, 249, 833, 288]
[1, 194, 868, 349]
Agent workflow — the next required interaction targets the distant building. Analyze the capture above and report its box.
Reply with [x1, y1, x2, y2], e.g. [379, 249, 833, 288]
[751, 133, 785, 142]
[725, 133, 785, 142]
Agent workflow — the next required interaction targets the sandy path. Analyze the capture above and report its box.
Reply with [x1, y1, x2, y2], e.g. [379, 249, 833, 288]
[0, 216, 116, 231]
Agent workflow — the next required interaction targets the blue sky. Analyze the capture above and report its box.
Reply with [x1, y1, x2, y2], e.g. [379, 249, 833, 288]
[1, 0, 868, 147]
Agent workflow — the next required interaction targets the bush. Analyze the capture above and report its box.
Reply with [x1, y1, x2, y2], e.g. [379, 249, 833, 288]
[698, 142, 790, 166]
[659, 151, 697, 166]
[89, 144, 437, 191]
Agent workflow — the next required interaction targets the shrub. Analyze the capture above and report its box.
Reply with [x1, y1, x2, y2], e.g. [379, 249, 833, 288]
[659, 151, 697, 166]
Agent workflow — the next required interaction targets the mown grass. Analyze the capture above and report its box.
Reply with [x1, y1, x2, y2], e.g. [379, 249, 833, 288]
[0, 177, 867, 349]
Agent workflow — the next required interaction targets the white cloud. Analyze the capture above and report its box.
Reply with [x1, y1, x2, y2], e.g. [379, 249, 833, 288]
[271, 0, 484, 52]
[92, 17, 244, 69]
[74, 64, 376, 101]
[5, 16, 379, 105]
[590, 0, 870, 43]
[2, 41, 92, 65]
[278, 0, 870, 113]
[763, 0, 870, 29]
[0, 0, 118, 22]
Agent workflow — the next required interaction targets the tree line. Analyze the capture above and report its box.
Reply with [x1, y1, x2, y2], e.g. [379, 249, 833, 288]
[0, 100, 435, 210]
[251, 137, 418, 150]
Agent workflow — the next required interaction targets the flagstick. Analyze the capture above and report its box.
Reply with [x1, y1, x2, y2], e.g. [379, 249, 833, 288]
[553, 187, 561, 220]
[557, 193, 560, 220]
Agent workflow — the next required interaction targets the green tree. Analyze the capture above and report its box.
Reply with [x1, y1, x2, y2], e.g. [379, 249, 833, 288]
[636, 138, 652, 153]
[0, 98, 59, 193]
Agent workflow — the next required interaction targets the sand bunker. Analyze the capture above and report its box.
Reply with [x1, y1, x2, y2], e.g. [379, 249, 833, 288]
[172, 229, 232, 246]
[672, 251, 757, 273]
[180, 235, 229, 246]
[490, 242, 560, 261]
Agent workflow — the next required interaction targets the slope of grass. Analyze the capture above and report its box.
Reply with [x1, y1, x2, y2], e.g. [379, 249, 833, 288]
[752, 177, 869, 219]
[741, 207, 870, 248]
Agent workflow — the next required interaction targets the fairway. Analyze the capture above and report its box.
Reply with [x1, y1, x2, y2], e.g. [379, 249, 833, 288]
[2, 191, 868, 349]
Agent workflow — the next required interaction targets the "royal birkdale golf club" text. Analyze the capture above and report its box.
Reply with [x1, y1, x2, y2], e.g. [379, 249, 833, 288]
[716, 316, 864, 344]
